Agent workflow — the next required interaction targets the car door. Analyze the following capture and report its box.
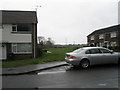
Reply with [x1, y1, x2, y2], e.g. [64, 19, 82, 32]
[100, 48, 117, 64]
[88, 49, 103, 65]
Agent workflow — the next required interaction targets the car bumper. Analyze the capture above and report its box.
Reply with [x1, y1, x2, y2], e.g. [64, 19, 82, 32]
[65, 58, 80, 66]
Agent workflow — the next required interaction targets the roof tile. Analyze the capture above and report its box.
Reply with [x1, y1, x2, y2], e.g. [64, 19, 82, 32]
[1, 10, 38, 24]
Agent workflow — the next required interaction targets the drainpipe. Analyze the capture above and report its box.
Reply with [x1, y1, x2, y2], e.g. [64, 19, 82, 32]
[34, 23, 36, 58]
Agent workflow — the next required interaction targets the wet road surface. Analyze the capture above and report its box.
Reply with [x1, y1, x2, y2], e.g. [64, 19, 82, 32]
[2, 64, 119, 88]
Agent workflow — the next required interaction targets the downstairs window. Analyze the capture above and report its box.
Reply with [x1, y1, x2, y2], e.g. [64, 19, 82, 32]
[12, 43, 32, 53]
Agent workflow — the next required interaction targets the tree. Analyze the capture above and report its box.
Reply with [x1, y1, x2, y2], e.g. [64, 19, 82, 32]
[46, 37, 55, 48]
[37, 36, 46, 45]
[37, 36, 55, 48]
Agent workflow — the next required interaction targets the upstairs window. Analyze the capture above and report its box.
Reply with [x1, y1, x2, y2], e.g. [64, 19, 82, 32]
[90, 36, 94, 40]
[99, 34, 104, 39]
[17, 24, 32, 32]
[12, 24, 32, 32]
[110, 32, 117, 38]
[12, 24, 17, 32]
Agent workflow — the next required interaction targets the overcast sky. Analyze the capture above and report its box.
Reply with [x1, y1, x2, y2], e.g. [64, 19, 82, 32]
[1, 0, 119, 45]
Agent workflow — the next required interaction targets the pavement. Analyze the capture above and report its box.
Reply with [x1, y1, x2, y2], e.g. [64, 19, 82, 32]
[1, 61, 67, 75]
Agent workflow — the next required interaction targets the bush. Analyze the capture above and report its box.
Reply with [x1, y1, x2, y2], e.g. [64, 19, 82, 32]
[72, 46, 82, 51]
[37, 46, 44, 57]
[2, 47, 79, 68]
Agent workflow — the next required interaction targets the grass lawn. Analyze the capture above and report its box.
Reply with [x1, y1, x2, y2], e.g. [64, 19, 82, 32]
[2, 47, 77, 68]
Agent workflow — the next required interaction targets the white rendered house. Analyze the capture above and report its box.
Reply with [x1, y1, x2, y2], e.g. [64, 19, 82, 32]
[0, 10, 38, 60]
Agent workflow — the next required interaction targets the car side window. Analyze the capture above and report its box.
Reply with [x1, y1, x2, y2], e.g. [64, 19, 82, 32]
[100, 49, 111, 53]
[89, 49, 101, 54]
[85, 50, 90, 54]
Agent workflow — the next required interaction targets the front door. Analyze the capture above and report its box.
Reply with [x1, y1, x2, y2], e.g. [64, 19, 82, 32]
[0, 44, 6, 60]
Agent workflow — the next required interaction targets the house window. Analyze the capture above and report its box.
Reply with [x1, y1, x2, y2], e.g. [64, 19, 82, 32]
[99, 42, 104, 47]
[99, 34, 104, 39]
[110, 42, 117, 46]
[12, 43, 17, 52]
[12, 24, 32, 32]
[90, 36, 94, 40]
[12, 43, 32, 53]
[110, 32, 117, 38]
[100, 42, 104, 47]
[12, 24, 17, 32]
[17, 24, 32, 31]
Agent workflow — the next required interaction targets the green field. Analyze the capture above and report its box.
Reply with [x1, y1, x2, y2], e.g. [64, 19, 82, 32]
[2, 47, 77, 68]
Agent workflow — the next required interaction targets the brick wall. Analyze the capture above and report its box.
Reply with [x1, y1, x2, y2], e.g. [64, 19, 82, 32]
[87, 32, 120, 49]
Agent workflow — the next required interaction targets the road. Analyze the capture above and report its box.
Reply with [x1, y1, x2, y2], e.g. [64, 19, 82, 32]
[2, 64, 120, 89]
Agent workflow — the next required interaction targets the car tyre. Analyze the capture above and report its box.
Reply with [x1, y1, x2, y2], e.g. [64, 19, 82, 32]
[80, 60, 90, 69]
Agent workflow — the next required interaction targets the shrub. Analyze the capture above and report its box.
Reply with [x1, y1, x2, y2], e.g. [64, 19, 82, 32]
[37, 46, 44, 57]
[72, 46, 82, 51]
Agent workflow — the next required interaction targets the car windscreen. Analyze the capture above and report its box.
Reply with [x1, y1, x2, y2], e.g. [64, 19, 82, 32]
[73, 48, 84, 53]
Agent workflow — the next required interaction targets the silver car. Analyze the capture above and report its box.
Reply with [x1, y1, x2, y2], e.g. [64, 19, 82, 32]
[65, 47, 120, 68]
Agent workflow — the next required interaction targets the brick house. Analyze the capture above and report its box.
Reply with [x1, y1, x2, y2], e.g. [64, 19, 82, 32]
[87, 25, 120, 50]
[0, 10, 38, 60]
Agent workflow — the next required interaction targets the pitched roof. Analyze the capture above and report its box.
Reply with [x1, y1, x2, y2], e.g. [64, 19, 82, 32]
[87, 25, 120, 37]
[1, 10, 38, 24]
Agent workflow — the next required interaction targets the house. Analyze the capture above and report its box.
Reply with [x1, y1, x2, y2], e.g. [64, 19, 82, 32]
[0, 10, 38, 60]
[87, 25, 120, 50]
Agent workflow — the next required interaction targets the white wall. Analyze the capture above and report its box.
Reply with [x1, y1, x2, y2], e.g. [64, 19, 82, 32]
[2, 24, 32, 43]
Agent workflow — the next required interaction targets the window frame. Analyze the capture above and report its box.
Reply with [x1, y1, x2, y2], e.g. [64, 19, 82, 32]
[12, 24, 32, 33]
[90, 36, 94, 40]
[99, 34, 104, 39]
[110, 32, 117, 38]
[12, 43, 32, 54]
[110, 42, 117, 47]
[12, 43, 17, 53]
[12, 24, 17, 32]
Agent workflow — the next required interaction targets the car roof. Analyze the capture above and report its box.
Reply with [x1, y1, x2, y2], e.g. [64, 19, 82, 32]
[82, 47, 104, 50]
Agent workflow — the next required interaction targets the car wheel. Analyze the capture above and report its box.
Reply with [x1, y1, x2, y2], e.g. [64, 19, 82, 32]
[80, 60, 90, 69]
